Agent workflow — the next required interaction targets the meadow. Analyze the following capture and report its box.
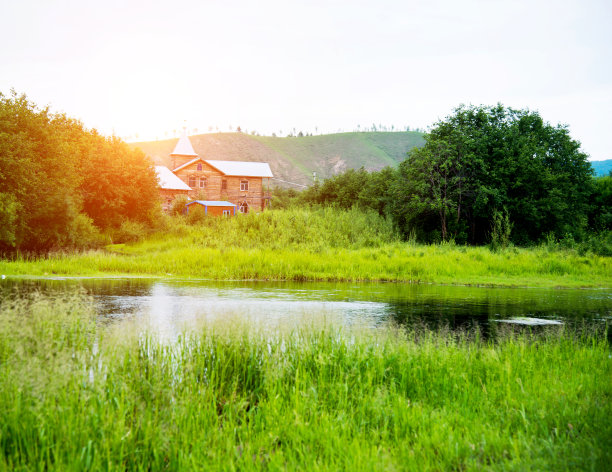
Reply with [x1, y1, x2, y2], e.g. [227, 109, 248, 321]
[1, 208, 610, 288]
[0, 293, 610, 471]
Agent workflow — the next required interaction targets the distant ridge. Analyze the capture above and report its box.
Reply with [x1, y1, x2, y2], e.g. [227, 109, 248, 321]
[131, 131, 425, 187]
[591, 159, 612, 177]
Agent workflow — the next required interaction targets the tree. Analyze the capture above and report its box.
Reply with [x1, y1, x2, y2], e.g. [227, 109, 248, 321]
[0, 91, 160, 252]
[589, 176, 612, 231]
[391, 137, 470, 241]
[395, 104, 594, 244]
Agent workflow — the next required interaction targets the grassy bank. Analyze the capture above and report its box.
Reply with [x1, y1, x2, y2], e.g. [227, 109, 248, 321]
[1, 208, 611, 287]
[1, 294, 610, 470]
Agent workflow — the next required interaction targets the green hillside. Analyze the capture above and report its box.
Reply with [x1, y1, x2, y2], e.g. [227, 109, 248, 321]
[131, 131, 425, 187]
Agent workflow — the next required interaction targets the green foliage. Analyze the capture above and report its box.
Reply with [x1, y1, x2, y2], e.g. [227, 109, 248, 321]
[270, 187, 302, 209]
[390, 138, 469, 242]
[169, 195, 190, 216]
[186, 204, 207, 225]
[183, 207, 398, 250]
[489, 208, 513, 251]
[302, 166, 395, 217]
[307, 104, 595, 246]
[108, 220, 151, 244]
[2, 208, 610, 287]
[1, 294, 610, 470]
[589, 176, 612, 231]
[79, 134, 159, 228]
[0, 91, 160, 252]
[0, 193, 20, 248]
[417, 104, 594, 244]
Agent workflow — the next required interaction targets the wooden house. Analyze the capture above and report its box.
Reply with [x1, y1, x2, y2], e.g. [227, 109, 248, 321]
[161, 131, 273, 213]
[155, 165, 191, 211]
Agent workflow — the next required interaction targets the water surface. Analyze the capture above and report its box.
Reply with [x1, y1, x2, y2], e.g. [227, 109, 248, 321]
[2, 277, 610, 338]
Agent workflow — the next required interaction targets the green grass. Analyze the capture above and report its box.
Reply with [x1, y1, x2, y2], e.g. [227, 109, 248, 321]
[1, 293, 610, 470]
[1, 208, 610, 287]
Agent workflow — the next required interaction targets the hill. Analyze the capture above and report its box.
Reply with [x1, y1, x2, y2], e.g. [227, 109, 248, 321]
[131, 131, 425, 187]
[591, 159, 612, 177]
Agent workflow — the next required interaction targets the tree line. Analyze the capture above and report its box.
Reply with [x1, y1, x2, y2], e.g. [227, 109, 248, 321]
[0, 91, 160, 252]
[277, 105, 611, 249]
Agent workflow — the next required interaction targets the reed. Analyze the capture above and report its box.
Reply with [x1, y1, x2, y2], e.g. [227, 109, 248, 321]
[1, 208, 610, 287]
[0, 294, 610, 470]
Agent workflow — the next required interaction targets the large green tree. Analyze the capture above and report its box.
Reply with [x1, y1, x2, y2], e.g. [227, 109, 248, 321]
[0, 91, 160, 252]
[396, 105, 594, 244]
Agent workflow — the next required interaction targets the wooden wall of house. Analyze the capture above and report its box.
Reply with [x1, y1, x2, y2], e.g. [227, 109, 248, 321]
[207, 205, 235, 216]
[174, 161, 268, 211]
[187, 204, 235, 217]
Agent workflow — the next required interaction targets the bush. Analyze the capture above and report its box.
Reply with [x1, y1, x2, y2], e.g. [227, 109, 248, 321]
[170, 195, 191, 216]
[186, 204, 207, 225]
[489, 208, 513, 251]
[108, 220, 150, 244]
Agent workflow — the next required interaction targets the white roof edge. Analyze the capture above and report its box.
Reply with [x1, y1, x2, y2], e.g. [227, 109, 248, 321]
[155, 166, 192, 190]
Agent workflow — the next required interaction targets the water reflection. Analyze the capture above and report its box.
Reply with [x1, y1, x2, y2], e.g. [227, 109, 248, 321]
[1, 277, 610, 339]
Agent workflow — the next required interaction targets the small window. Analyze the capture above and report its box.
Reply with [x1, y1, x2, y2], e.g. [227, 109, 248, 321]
[239, 201, 249, 214]
[199, 178, 206, 188]
[221, 180, 227, 191]
[240, 180, 249, 191]
[188, 175, 196, 187]
[197, 163, 203, 171]
[223, 209, 231, 216]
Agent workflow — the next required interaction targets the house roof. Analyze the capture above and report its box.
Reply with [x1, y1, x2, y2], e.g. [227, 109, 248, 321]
[155, 166, 192, 190]
[171, 131, 198, 157]
[172, 157, 203, 173]
[186, 200, 237, 207]
[172, 158, 273, 177]
[206, 160, 273, 177]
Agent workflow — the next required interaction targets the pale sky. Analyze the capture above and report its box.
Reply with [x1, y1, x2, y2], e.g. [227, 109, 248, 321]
[1, 0, 611, 160]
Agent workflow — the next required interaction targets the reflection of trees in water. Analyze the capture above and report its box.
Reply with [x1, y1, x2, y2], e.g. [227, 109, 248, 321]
[385, 299, 611, 341]
[386, 302, 492, 338]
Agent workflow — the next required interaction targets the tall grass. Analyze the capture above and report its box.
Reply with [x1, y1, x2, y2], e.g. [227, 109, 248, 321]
[1, 208, 610, 287]
[0, 294, 610, 470]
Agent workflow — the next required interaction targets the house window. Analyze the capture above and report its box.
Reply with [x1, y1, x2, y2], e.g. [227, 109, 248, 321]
[240, 180, 249, 191]
[223, 209, 231, 216]
[239, 201, 249, 214]
[197, 163, 203, 171]
[188, 175, 196, 187]
[221, 180, 227, 191]
[199, 178, 206, 188]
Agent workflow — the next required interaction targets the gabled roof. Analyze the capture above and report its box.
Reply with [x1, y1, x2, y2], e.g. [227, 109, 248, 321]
[206, 160, 273, 177]
[172, 158, 273, 177]
[155, 166, 192, 190]
[186, 200, 237, 207]
[172, 157, 202, 173]
[171, 131, 198, 157]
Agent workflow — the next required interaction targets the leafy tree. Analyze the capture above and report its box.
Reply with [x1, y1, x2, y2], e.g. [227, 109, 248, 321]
[589, 176, 612, 231]
[0, 91, 160, 252]
[0, 92, 81, 250]
[397, 104, 594, 244]
[391, 137, 470, 241]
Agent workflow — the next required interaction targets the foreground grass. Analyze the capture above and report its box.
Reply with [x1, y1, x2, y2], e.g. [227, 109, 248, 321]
[1, 208, 610, 287]
[1, 294, 610, 471]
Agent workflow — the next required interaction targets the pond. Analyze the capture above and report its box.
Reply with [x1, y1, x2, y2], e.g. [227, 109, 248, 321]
[2, 277, 611, 339]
